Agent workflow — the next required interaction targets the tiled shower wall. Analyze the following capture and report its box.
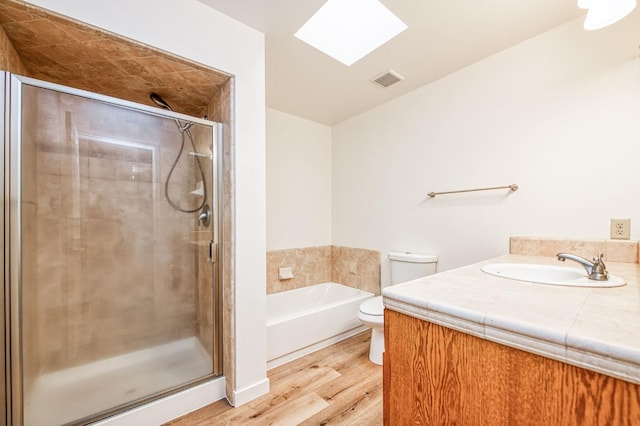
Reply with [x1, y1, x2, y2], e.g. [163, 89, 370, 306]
[0, 0, 238, 402]
[266, 246, 381, 295]
[0, 22, 27, 74]
[208, 77, 236, 400]
[21, 85, 210, 377]
[193, 120, 214, 361]
[194, 79, 235, 363]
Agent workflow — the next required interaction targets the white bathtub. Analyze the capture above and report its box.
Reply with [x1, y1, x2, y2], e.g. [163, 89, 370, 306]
[267, 282, 374, 369]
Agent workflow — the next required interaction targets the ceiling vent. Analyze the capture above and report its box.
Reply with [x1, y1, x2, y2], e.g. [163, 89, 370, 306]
[371, 69, 404, 88]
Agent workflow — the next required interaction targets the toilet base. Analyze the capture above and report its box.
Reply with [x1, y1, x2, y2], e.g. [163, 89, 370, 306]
[369, 328, 384, 365]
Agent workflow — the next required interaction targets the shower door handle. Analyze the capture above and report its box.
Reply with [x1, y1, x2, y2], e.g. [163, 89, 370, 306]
[209, 241, 218, 264]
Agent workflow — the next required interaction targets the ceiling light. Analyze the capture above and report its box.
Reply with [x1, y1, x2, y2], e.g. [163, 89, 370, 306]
[579, 0, 637, 30]
[294, 0, 408, 66]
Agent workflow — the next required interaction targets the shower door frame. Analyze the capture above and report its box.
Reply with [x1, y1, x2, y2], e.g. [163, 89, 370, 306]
[6, 70, 23, 426]
[2, 71, 7, 426]
[3, 72, 224, 425]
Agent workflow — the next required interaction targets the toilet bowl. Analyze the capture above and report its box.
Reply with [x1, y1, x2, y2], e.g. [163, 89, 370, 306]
[358, 252, 437, 365]
[357, 296, 385, 365]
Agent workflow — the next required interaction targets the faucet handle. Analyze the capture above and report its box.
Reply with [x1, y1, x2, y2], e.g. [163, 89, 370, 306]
[590, 253, 609, 281]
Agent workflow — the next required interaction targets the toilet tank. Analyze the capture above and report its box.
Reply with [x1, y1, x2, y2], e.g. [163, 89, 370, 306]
[389, 252, 438, 285]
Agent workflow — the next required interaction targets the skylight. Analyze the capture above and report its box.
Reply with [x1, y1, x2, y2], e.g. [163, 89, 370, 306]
[294, 0, 408, 66]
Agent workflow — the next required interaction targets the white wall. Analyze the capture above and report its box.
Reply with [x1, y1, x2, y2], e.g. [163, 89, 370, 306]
[332, 14, 640, 286]
[25, 0, 268, 404]
[266, 108, 332, 250]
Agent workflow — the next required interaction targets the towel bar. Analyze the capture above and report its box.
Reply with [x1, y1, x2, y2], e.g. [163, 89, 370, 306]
[427, 184, 518, 198]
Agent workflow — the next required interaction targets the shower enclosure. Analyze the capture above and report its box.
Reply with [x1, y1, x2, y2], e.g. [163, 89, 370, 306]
[2, 73, 223, 425]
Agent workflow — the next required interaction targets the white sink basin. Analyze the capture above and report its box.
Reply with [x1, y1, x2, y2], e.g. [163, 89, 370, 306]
[480, 263, 626, 288]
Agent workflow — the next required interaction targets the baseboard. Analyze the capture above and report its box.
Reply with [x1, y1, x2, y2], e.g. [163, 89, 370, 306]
[230, 377, 270, 407]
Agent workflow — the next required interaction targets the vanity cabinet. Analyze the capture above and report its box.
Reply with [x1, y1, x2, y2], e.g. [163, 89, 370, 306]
[383, 309, 640, 425]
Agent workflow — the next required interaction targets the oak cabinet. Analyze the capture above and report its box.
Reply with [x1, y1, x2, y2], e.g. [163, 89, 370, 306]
[383, 309, 640, 425]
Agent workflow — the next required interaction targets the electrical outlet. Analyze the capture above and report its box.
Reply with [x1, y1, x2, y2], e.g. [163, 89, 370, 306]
[610, 218, 631, 240]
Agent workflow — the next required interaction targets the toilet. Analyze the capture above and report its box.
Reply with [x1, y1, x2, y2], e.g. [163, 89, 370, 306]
[357, 251, 438, 365]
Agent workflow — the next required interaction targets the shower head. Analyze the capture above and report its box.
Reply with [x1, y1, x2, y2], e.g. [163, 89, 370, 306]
[149, 93, 173, 111]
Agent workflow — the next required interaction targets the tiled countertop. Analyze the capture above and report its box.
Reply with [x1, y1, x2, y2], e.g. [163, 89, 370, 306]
[382, 254, 640, 385]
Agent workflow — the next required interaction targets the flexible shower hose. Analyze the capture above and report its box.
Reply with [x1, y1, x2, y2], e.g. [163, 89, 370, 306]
[164, 123, 208, 213]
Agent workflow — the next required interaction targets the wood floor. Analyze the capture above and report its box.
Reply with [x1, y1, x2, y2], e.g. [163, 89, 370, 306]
[165, 331, 382, 425]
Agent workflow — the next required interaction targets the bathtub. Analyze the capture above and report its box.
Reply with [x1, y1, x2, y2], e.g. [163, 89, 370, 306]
[267, 282, 374, 369]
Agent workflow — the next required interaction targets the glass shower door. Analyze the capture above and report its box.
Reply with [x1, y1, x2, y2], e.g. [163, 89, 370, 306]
[8, 74, 221, 426]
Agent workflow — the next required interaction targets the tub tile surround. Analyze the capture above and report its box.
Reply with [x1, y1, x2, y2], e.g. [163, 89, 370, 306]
[266, 246, 380, 295]
[383, 237, 640, 385]
[266, 246, 332, 294]
[332, 246, 381, 296]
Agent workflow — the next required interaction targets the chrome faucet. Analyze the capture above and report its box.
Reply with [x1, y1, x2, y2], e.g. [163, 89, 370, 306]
[556, 253, 609, 281]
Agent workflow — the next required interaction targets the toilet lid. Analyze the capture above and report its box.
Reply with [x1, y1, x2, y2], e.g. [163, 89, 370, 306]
[360, 296, 384, 316]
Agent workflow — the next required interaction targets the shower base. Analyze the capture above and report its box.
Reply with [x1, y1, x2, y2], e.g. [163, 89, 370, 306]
[25, 337, 212, 426]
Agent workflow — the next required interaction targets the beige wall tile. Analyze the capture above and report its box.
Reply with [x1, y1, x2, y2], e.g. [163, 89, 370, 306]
[538, 238, 607, 259]
[537, 238, 569, 257]
[208, 78, 235, 401]
[509, 236, 540, 255]
[606, 240, 638, 263]
[266, 246, 332, 294]
[511, 236, 638, 264]
[266, 246, 381, 296]
[0, 0, 230, 117]
[566, 239, 608, 259]
[0, 19, 28, 74]
[332, 246, 381, 295]
[20, 85, 216, 373]
[1, 0, 234, 399]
